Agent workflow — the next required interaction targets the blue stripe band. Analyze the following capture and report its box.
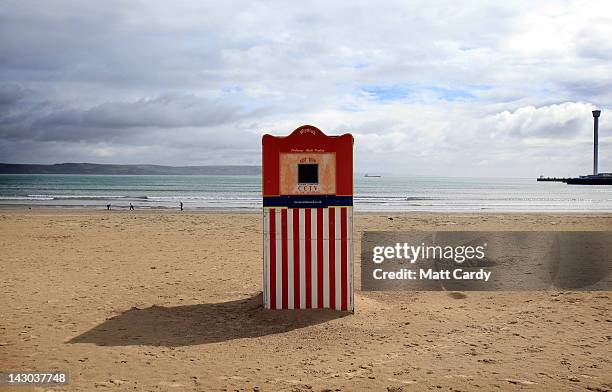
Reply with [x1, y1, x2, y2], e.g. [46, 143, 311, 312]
[263, 195, 353, 208]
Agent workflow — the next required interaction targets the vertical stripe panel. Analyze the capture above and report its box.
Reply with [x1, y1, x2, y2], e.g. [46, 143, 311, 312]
[311, 209, 318, 308]
[322, 208, 330, 308]
[316, 208, 324, 308]
[292, 209, 300, 309]
[305, 208, 312, 309]
[334, 208, 342, 310]
[263, 209, 270, 308]
[269, 209, 277, 309]
[298, 209, 306, 309]
[265, 206, 353, 311]
[276, 209, 283, 309]
[340, 207, 348, 311]
[286, 209, 294, 309]
[328, 208, 336, 310]
[348, 207, 353, 311]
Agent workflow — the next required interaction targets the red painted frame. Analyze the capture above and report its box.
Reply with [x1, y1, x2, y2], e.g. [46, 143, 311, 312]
[262, 125, 354, 197]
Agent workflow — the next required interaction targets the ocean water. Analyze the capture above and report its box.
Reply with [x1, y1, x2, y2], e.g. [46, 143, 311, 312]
[1, 174, 612, 212]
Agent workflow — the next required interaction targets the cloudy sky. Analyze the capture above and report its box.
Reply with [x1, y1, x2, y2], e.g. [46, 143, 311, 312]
[1, 0, 611, 177]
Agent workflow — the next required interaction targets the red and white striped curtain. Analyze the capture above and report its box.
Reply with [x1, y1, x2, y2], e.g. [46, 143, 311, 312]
[263, 207, 354, 311]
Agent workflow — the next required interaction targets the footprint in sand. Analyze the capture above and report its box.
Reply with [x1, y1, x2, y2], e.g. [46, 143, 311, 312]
[448, 292, 468, 299]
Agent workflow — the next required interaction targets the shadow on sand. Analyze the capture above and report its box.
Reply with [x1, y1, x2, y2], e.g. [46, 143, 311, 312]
[68, 293, 348, 347]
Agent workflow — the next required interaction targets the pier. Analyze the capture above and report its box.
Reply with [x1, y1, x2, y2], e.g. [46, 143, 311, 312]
[537, 110, 611, 185]
[537, 177, 569, 182]
[537, 175, 612, 185]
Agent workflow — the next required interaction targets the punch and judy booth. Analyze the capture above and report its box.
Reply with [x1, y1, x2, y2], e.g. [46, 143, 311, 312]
[262, 125, 354, 311]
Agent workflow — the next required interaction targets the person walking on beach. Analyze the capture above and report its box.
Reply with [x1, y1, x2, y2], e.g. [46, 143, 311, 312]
[129, 203, 134, 211]
[107, 203, 111, 210]
[180, 201, 184, 211]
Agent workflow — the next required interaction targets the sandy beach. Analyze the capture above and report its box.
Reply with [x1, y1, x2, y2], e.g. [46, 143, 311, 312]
[1, 209, 611, 391]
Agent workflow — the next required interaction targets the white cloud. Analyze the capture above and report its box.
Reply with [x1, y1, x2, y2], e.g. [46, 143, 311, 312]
[492, 102, 596, 139]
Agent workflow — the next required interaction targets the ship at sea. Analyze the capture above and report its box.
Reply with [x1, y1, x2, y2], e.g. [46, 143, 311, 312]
[364, 174, 382, 178]
[537, 110, 612, 185]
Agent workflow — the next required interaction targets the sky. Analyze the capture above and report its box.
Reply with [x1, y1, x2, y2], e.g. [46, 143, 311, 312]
[1, 0, 611, 177]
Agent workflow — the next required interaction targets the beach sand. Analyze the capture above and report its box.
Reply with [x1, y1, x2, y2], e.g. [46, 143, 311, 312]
[1, 210, 611, 391]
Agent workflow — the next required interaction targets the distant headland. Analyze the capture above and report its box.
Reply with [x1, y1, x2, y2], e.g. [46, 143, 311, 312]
[0, 163, 262, 175]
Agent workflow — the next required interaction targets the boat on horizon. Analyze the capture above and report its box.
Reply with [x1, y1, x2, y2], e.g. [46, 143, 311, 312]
[364, 174, 382, 178]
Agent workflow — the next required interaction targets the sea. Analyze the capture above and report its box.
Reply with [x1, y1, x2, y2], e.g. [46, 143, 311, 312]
[1, 174, 612, 212]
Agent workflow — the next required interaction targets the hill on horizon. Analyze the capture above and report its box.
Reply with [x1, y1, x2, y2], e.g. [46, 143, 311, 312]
[0, 163, 262, 175]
